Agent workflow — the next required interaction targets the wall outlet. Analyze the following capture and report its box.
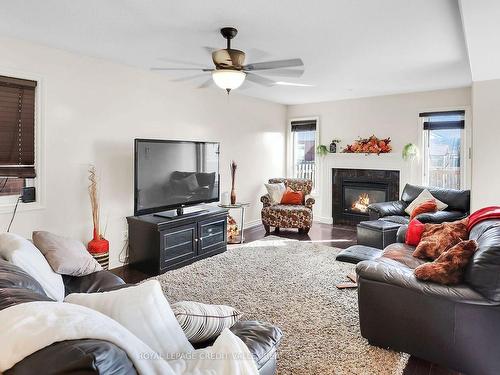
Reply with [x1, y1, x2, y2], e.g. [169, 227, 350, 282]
[122, 230, 128, 241]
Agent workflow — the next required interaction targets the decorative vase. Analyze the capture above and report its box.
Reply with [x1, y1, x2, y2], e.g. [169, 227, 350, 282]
[330, 142, 337, 153]
[88, 228, 109, 254]
[230, 160, 237, 205]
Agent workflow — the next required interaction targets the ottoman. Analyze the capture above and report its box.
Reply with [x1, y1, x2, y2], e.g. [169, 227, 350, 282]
[336, 245, 382, 264]
[357, 220, 401, 249]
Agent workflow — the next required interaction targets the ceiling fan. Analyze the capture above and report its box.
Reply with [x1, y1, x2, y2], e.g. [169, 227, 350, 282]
[151, 27, 306, 94]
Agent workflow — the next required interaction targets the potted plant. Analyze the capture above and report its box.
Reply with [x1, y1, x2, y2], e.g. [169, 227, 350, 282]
[329, 139, 341, 153]
[402, 143, 419, 161]
[316, 144, 329, 157]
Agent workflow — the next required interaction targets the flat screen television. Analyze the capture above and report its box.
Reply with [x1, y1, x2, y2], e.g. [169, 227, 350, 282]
[134, 139, 220, 216]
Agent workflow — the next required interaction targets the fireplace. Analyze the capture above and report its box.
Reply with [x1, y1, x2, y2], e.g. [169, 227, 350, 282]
[332, 168, 399, 225]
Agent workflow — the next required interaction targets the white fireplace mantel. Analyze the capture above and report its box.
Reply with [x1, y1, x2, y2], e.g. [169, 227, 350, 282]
[315, 152, 416, 224]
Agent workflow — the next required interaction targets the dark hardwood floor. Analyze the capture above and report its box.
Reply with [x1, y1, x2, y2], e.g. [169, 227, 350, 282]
[111, 222, 461, 375]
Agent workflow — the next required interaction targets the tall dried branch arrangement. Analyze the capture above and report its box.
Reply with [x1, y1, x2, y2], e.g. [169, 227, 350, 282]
[88, 165, 100, 237]
[230, 160, 237, 189]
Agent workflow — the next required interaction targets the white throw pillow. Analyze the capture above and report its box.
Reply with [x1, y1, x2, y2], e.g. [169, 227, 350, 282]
[265, 182, 286, 205]
[404, 189, 448, 215]
[172, 301, 242, 343]
[65, 280, 194, 357]
[0, 233, 65, 301]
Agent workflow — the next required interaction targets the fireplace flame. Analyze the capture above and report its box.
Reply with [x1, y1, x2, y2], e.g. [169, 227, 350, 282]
[351, 193, 371, 213]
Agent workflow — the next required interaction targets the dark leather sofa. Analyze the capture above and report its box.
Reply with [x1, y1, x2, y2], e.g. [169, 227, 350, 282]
[368, 183, 470, 224]
[356, 219, 500, 375]
[0, 260, 281, 374]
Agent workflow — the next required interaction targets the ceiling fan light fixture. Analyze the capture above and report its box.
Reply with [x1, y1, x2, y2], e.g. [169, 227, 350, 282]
[212, 69, 246, 93]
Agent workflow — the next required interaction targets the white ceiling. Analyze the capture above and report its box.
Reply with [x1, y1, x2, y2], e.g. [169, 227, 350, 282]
[459, 0, 500, 81]
[0, 0, 473, 104]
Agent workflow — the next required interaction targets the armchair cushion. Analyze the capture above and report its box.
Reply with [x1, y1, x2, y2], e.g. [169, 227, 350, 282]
[261, 205, 312, 229]
[280, 188, 303, 205]
[368, 201, 407, 219]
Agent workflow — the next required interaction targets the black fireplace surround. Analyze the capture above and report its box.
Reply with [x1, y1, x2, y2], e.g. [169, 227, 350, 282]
[332, 168, 399, 225]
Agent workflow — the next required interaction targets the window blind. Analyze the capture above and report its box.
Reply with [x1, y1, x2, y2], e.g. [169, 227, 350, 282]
[0, 75, 37, 178]
[291, 119, 316, 132]
[419, 110, 465, 130]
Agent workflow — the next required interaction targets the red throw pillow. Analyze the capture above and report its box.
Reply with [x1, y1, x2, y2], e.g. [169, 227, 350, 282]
[280, 187, 303, 205]
[410, 199, 438, 220]
[406, 219, 425, 246]
[414, 239, 478, 285]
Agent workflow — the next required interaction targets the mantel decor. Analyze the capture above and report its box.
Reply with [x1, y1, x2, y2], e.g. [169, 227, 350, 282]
[342, 135, 392, 155]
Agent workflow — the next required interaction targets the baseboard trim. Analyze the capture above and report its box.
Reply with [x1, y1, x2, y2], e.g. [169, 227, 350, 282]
[315, 216, 333, 224]
[245, 219, 262, 229]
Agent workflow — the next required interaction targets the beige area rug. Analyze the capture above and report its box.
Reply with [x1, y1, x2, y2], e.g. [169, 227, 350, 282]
[150, 236, 409, 375]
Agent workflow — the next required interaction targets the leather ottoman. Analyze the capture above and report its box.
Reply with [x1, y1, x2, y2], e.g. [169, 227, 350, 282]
[357, 220, 401, 249]
[336, 245, 382, 264]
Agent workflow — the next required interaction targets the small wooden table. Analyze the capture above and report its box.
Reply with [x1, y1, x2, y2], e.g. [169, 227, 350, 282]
[218, 202, 250, 244]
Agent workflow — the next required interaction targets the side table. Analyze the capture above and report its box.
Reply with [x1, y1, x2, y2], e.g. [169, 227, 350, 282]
[218, 202, 250, 244]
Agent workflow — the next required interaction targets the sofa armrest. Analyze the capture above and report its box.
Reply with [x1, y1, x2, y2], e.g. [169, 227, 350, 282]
[260, 194, 271, 208]
[396, 225, 408, 243]
[367, 200, 407, 220]
[63, 270, 126, 296]
[356, 260, 495, 305]
[305, 194, 315, 209]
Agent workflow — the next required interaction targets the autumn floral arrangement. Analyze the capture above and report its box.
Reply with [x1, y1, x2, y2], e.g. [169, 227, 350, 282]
[342, 135, 392, 155]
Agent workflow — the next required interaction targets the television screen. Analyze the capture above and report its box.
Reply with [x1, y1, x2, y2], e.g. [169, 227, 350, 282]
[134, 139, 220, 215]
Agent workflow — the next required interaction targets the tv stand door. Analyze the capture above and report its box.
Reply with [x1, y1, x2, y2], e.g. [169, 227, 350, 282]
[198, 217, 227, 256]
[159, 223, 197, 272]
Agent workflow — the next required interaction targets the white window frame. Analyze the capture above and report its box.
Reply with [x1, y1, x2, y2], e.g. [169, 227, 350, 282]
[287, 116, 320, 193]
[0, 68, 44, 213]
[418, 107, 471, 190]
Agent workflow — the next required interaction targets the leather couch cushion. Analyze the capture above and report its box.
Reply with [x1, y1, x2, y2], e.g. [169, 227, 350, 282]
[0, 259, 47, 297]
[0, 287, 52, 311]
[63, 270, 126, 295]
[230, 320, 283, 370]
[401, 184, 470, 213]
[414, 210, 466, 224]
[381, 216, 410, 225]
[5, 339, 136, 375]
[380, 243, 426, 269]
[465, 220, 500, 301]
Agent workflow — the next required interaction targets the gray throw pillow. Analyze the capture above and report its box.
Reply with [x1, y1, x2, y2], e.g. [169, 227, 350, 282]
[32, 231, 102, 276]
[172, 301, 242, 343]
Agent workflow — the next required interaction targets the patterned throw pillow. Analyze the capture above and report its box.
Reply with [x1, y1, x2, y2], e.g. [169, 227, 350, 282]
[172, 301, 242, 343]
[404, 189, 448, 215]
[414, 239, 478, 285]
[265, 182, 286, 205]
[412, 219, 469, 260]
[410, 199, 438, 220]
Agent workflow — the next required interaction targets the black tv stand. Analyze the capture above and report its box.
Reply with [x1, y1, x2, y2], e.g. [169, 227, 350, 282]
[153, 205, 208, 219]
[127, 206, 227, 275]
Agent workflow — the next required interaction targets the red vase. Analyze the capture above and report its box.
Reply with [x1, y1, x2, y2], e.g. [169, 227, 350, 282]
[87, 228, 109, 254]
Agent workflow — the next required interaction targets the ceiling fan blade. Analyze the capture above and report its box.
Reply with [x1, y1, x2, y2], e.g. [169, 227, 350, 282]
[245, 73, 275, 87]
[198, 78, 213, 89]
[252, 68, 304, 78]
[151, 67, 213, 71]
[243, 58, 304, 71]
[157, 57, 207, 68]
[275, 81, 314, 87]
[171, 73, 209, 82]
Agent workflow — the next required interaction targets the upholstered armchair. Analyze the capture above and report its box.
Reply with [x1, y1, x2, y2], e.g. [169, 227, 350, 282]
[260, 178, 315, 234]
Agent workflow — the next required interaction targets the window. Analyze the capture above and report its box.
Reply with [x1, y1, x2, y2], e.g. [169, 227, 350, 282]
[420, 110, 465, 190]
[291, 119, 317, 184]
[0, 75, 37, 198]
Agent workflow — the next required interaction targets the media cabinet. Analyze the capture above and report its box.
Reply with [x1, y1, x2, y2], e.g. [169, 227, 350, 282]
[127, 206, 228, 275]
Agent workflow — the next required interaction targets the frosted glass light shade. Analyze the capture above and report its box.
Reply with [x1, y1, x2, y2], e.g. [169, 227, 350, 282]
[212, 70, 246, 91]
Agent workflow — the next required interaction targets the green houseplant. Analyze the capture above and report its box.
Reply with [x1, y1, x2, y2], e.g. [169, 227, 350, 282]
[316, 144, 329, 157]
[402, 143, 419, 161]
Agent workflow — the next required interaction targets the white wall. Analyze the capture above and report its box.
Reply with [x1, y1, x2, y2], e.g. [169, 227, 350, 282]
[287, 88, 471, 221]
[471, 79, 500, 210]
[0, 37, 286, 268]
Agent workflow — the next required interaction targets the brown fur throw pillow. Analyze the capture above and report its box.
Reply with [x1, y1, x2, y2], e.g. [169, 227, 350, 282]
[412, 219, 468, 260]
[414, 240, 478, 285]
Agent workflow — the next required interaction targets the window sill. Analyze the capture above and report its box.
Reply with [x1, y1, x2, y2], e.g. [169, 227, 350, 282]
[0, 200, 44, 215]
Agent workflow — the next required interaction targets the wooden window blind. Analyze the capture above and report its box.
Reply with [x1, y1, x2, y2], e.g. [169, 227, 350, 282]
[0, 75, 37, 178]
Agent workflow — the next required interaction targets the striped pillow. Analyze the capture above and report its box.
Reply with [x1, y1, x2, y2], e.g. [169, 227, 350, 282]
[172, 301, 242, 343]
